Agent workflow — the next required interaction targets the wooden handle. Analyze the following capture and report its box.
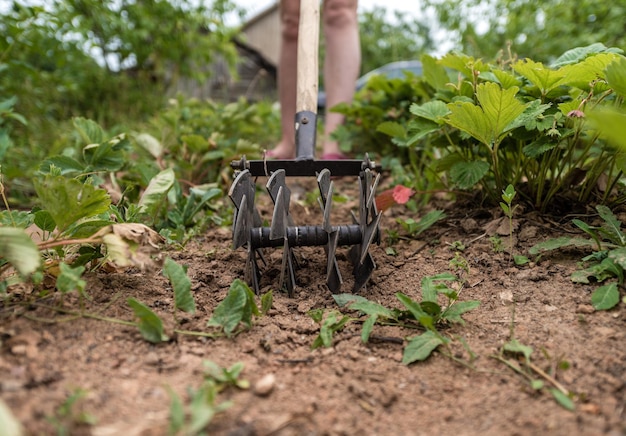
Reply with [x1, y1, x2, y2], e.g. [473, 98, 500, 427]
[296, 0, 319, 113]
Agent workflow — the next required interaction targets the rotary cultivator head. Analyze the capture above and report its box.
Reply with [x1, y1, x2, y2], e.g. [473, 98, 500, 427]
[229, 153, 382, 296]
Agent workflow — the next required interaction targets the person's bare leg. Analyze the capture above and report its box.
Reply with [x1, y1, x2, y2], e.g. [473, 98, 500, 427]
[270, 0, 299, 159]
[322, 0, 360, 157]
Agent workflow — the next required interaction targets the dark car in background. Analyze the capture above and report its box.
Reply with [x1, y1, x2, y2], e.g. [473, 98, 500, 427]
[317, 60, 423, 111]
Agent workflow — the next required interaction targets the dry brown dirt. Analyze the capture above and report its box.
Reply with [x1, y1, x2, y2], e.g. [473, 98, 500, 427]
[1, 175, 625, 436]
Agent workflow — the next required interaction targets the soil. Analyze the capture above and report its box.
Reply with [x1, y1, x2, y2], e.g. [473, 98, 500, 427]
[1, 175, 625, 436]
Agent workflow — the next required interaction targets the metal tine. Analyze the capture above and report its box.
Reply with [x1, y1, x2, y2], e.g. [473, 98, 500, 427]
[326, 232, 343, 293]
[270, 186, 287, 240]
[359, 211, 382, 264]
[229, 169, 267, 291]
[232, 194, 250, 249]
[317, 169, 333, 233]
[366, 171, 381, 214]
[317, 169, 343, 293]
[267, 170, 294, 227]
[246, 248, 261, 294]
[266, 170, 298, 295]
[352, 250, 376, 293]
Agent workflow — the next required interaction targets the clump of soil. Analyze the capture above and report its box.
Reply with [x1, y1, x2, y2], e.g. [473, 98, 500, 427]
[1, 176, 624, 435]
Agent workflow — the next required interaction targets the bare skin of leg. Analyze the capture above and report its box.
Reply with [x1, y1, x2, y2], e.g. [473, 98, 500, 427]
[321, 0, 360, 157]
[270, 0, 360, 159]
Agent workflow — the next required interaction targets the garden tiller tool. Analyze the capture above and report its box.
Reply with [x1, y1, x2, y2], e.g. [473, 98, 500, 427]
[229, 1, 381, 296]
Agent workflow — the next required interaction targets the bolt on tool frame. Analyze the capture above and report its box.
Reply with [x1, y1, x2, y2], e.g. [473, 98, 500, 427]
[229, 1, 381, 296]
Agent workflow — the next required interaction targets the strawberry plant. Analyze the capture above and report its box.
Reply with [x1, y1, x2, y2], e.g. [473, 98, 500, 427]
[374, 44, 626, 212]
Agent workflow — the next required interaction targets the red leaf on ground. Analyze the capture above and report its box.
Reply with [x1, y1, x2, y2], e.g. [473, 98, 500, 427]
[392, 185, 415, 205]
[375, 185, 415, 212]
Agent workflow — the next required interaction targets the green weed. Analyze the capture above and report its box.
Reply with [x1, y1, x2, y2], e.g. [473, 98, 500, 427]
[207, 279, 272, 338]
[308, 272, 479, 364]
[46, 388, 96, 436]
[167, 360, 248, 435]
[493, 306, 576, 411]
[529, 204, 625, 310]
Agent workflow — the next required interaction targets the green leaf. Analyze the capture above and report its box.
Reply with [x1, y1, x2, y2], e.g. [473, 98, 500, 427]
[551, 43, 620, 68]
[503, 338, 533, 362]
[68, 219, 112, 239]
[348, 299, 397, 320]
[608, 248, 626, 270]
[135, 132, 164, 159]
[530, 380, 545, 390]
[39, 155, 86, 175]
[421, 54, 449, 90]
[333, 293, 370, 307]
[446, 82, 529, 147]
[550, 388, 575, 411]
[73, 117, 105, 144]
[589, 107, 626, 150]
[396, 292, 428, 320]
[33, 210, 56, 233]
[377, 121, 406, 138]
[208, 279, 258, 337]
[410, 101, 450, 122]
[138, 168, 176, 216]
[572, 258, 622, 284]
[591, 283, 620, 310]
[509, 100, 552, 132]
[56, 263, 86, 295]
[312, 310, 351, 349]
[33, 175, 111, 233]
[450, 160, 490, 189]
[523, 140, 558, 159]
[421, 272, 457, 303]
[127, 298, 169, 343]
[82, 134, 128, 172]
[260, 290, 273, 315]
[0, 211, 33, 229]
[513, 59, 566, 95]
[596, 205, 626, 246]
[514, 255, 530, 266]
[491, 69, 522, 89]
[413, 210, 446, 237]
[559, 53, 618, 88]
[402, 331, 445, 364]
[361, 315, 377, 343]
[307, 308, 325, 324]
[0, 227, 41, 276]
[528, 236, 596, 255]
[605, 56, 626, 98]
[163, 257, 195, 314]
[167, 388, 185, 436]
[442, 300, 481, 324]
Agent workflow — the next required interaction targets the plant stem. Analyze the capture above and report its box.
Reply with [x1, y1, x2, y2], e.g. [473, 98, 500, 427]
[527, 360, 570, 396]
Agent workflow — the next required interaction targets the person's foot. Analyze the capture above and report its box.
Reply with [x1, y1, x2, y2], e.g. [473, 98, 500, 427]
[321, 152, 348, 160]
[265, 145, 295, 160]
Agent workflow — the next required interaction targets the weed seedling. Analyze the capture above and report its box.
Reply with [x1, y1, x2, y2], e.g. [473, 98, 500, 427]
[310, 272, 480, 365]
[46, 388, 96, 436]
[168, 361, 247, 435]
[499, 184, 529, 265]
[493, 305, 576, 411]
[529, 205, 626, 309]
